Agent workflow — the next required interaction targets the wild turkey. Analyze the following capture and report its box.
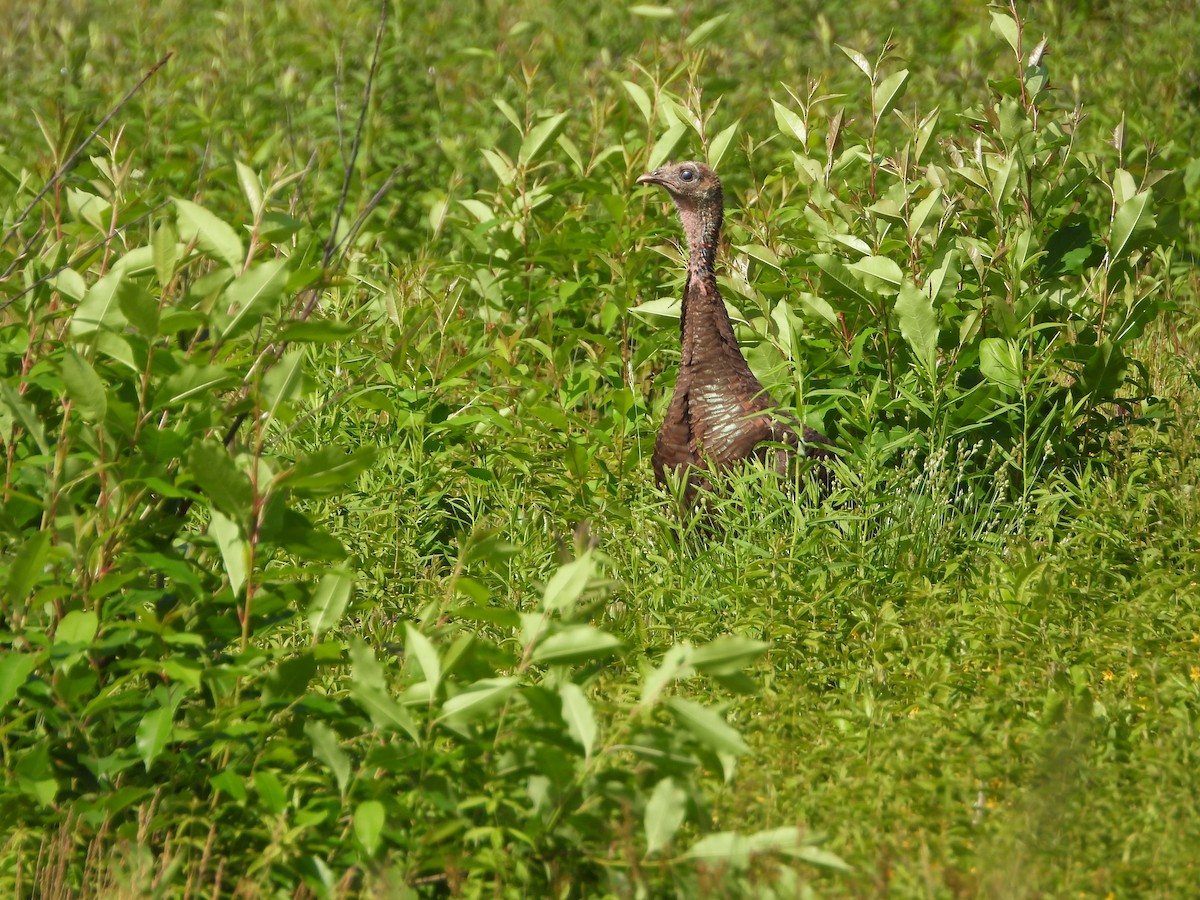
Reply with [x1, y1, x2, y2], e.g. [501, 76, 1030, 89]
[636, 161, 833, 504]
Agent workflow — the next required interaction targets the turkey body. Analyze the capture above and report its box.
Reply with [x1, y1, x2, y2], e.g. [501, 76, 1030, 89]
[637, 161, 832, 504]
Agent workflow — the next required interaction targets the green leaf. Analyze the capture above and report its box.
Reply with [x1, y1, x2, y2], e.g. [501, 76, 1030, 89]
[354, 800, 385, 857]
[559, 683, 597, 757]
[989, 10, 1021, 56]
[6, 529, 51, 607]
[405, 624, 441, 690]
[219, 257, 290, 341]
[647, 121, 689, 171]
[645, 777, 688, 856]
[235, 161, 264, 215]
[152, 219, 179, 287]
[667, 698, 747, 756]
[837, 44, 873, 79]
[254, 770, 287, 815]
[276, 320, 358, 342]
[174, 198, 244, 269]
[623, 81, 653, 124]
[630, 4, 675, 17]
[56, 609, 98, 646]
[136, 702, 176, 771]
[162, 364, 236, 406]
[873, 68, 910, 119]
[686, 12, 729, 46]
[519, 112, 569, 166]
[738, 243, 781, 270]
[708, 120, 739, 169]
[189, 440, 253, 519]
[1109, 190, 1155, 262]
[812, 254, 870, 303]
[641, 644, 693, 708]
[69, 269, 127, 337]
[0, 381, 49, 455]
[61, 349, 107, 422]
[438, 676, 518, 728]
[282, 446, 376, 497]
[531, 625, 622, 665]
[907, 188, 942, 238]
[0, 653, 37, 708]
[541, 552, 594, 612]
[208, 510, 248, 597]
[772, 100, 807, 145]
[308, 570, 354, 640]
[691, 636, 769, 676]
[848, 255, 904, 293]
[261, 348, 305, 424]
[117, 282, 160, 337]
[305, 720, 351, 795]
[895, 282, 940, 376]
[979, 337, 1022, 392]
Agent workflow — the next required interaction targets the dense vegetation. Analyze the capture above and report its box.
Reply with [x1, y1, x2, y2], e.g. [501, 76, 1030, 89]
[3, 0, 1199, 896]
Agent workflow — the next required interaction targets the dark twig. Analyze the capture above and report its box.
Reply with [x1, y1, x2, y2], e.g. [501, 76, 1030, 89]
[323, 0, 390, 268]
[0, 52, 174, 281]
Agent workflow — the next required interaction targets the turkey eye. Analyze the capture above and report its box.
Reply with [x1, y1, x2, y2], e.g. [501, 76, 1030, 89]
[680, 169, 695, 181]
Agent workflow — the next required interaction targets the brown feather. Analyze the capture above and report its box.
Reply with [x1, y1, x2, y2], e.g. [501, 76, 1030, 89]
[637, 162, 833, 506]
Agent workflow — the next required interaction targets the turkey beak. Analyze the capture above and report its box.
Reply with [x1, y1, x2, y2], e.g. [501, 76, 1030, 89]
[636, 171, 667, 188]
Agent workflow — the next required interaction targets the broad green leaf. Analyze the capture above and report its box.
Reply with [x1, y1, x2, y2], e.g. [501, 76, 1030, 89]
[355, 801, 385, 857]
[708, 120, 739, 169]
[837, 44, 873, 79]
[56, 609, 98, 646]
[153, 220, 179, 287]
[979, 337, 1022, 392]
[14, 744, 58, 807]
[645, 777, 687, 856]
[482, 148, 515, 185]
[926, 248, 959, 302]
[61, 349, 107, 422]
[641, 644, 693, 708]
[623, 81, 653, 124]
[647, 121, 689, 171]
[531, 625, 621, 666]
[667, 698, 747, 756]
[629, 296, 682, 321]
[162, 364, 235, 406]
[848, 255, 904, 293]
[0, 381, 49, 454]
[772, 100, 807, 145]
[235, 161, 264, 216]
[308, 571, 353, 640]
[873, 68, 910, 119]
[189, 440, 253, 520]
[812, 254, 870, 303]
[686, 12, 729, 46]
[1109, 190, 1155, 262]
[542, 552, 594, 612]
[276, 320, 359, 343]
[69, 269, 127, 337]
[630, 5, 675, 18]
[438, 676, 518, 728]
[219, 257, 290, 340]
[117, 282, 160, 337]
[895, 282, 940, 376]
[305, 720, 351, 794]
[907, 188, 942, 238]
[989, 10, 1021, 56]
[519, 112, 568, 166]
[7, 529, 51, 607]
[738, 243, 781, 270]
[0, 653, 37, 708]
[559, 683, 597, 757]
[254, 770, 287, 815]
[261, 348, 305, 424]
[405, 624, 441, 690]
[282, 446, 377, 496]
[174, 198, 244, 269]
[208, 510, 248, 597]
[686, 831, 747, 866]
[136, 702, 176, 771]
[691, 636, 769, 676]
[351, 673, 420, 741]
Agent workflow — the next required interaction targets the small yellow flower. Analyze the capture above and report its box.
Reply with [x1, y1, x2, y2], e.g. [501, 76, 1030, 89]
[1190, 666, 1200, 682]
[1103, 670, 1114, 682]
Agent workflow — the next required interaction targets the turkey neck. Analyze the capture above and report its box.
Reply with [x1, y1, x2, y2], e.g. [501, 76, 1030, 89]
[675, 194, 745, 371]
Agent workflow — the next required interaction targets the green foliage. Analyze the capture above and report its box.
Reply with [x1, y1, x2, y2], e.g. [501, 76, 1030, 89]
[2, 0, 1200, 897]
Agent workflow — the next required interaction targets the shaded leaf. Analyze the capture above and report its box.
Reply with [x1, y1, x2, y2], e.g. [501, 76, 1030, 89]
[175, 198, 244, 269]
